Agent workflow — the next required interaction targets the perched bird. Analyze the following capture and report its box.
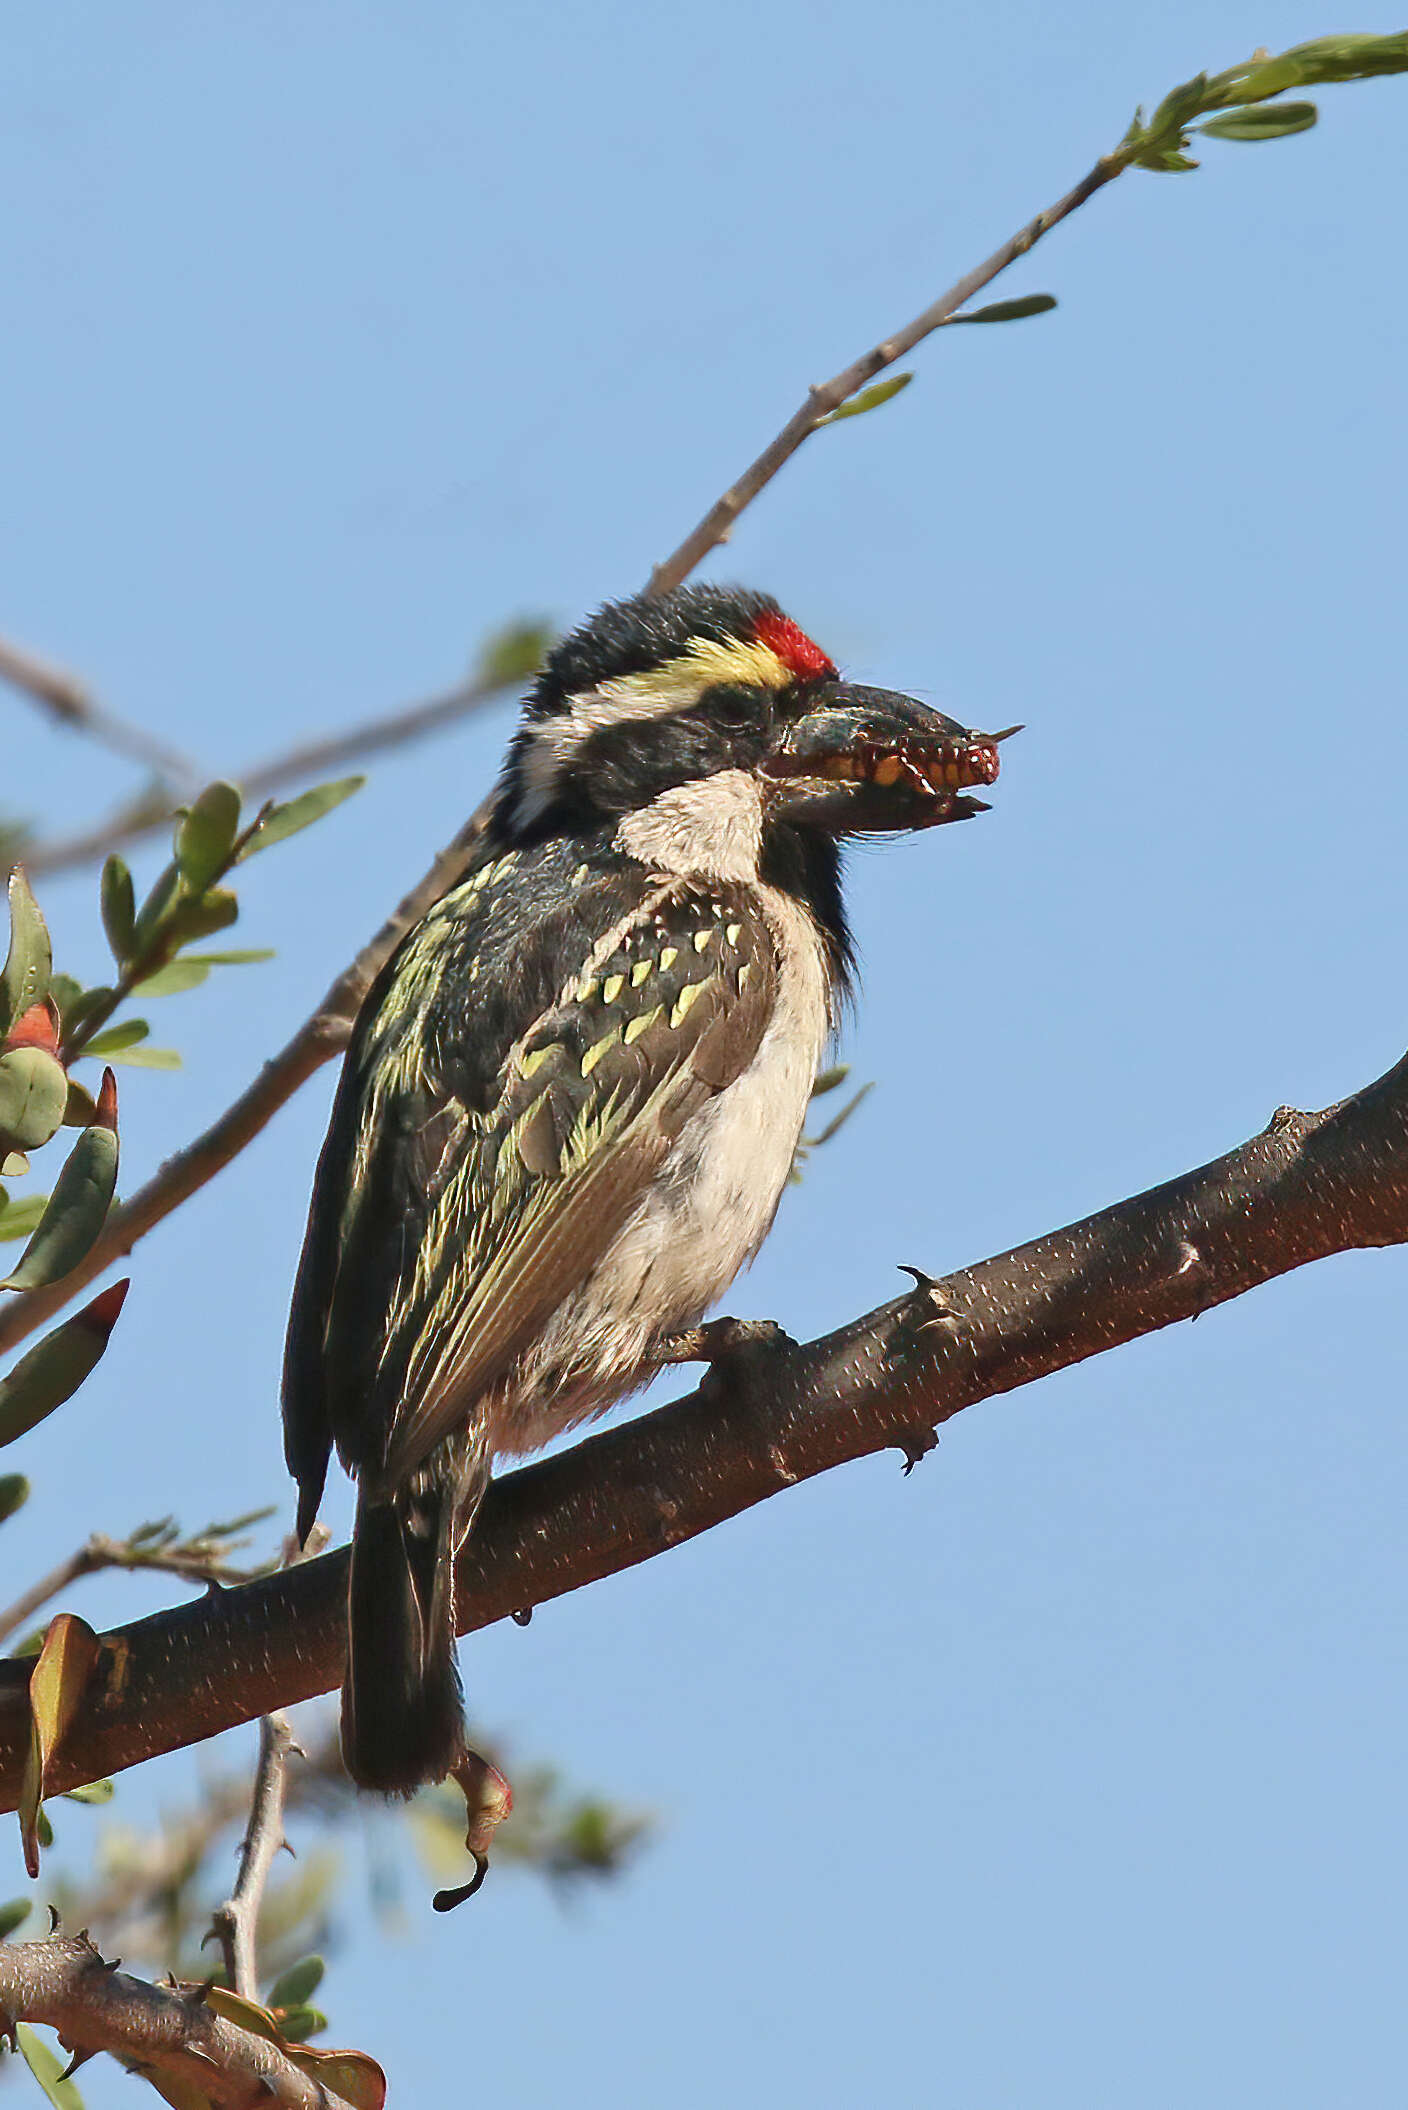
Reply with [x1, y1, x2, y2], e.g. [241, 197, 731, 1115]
[283, 585, 1007, 1794]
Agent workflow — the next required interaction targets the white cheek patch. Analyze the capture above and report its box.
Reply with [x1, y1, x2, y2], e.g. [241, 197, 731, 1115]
[511, 633, 791, 829]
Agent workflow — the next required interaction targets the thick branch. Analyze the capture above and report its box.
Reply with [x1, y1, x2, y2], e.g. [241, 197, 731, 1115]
[1, 1051, 1404, 1805]
[645, 156, 1119, 596]
[0, 1935, 355, 2108]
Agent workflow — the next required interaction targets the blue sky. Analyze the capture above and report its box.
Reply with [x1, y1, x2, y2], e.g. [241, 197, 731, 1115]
[5, 4, 1407, 2104]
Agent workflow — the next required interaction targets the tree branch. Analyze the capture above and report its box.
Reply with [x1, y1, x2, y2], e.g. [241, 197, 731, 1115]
[0, 1516, 274, 1650]
[0, 633, 205, 792]
[0, 1934, 357, 2108]
[211, 1714, 296, 1999]
[645, 156, 1118, 596]
[1, 1047, 1404, 1805]
[24, 662, 526, 879]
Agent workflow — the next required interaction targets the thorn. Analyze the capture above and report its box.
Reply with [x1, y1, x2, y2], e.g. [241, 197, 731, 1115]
[432, 1852, 489, 1912]
[898, 1263, 937, 1290]
[182, 1976, 218, 2009]
[898, 1265, 961, 1332]
[58, 2048, 98, 2081]
[47, 1905, 61, 1934]
[896, 1426, 939, 1474]
[989, 723, 1024, 742]
[511, 1606, 533, 1627]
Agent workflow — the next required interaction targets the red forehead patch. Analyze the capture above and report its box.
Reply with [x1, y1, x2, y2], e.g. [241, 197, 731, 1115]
[752, 610, 836, 682]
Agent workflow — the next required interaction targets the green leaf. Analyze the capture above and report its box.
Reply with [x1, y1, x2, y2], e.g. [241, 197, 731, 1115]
[0, 1472, 29, 1522]
[130, 958, 211, 998]
[58, 986, 116, 1043]
[102, 1044, 181, 1070]
[0, 1048, 69, 1152]
[180, 948, 275, 965]
[61, 1078, 98, 1127]
[0, 1895, 31, 1938]
[1278, 30, 1408, 84]
[15, 2022, 86, 2108]
[163, 887, 239, 948]
[1134, 146, 1199, 173]
[175, 781, 242, 892]
[476, 618, 554, 688]
[131, 860, 182, 952]
[0, 1197, 48, 1243]
[2, 1082, 119, 1293]
[0, 1281, 129, 1450]
[62, 1776, 114, 1804]
[19, 1613, 103, 1877]
[269, 1955, 326, 2011]
[236, 775, 365, 859]
[48, 974, 83, 1022]
[950, 294, 1058, 324]
[810, 1064, 852, 1098]
[99, 854, 137, 967]
[820, 373, 914, 425]
[83, 1020, 149, 1056]
[1, 871, 51, 1041]
[1199, 101, 1317, 141]
[278, 2006, 328, 2045]
[1148, 69, 1209, 141]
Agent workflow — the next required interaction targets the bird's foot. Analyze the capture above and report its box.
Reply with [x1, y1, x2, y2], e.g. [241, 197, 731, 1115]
[656, 1316, 797, 1404]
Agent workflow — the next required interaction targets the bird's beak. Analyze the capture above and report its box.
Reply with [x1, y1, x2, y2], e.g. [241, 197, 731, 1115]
[761, 682, 1019, 834]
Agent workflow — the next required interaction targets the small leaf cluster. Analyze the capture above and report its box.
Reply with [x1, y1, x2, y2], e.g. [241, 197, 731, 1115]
[1115, 32, 1408, 174]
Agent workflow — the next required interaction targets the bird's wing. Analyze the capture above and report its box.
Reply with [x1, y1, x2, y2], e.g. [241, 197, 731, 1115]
[282, 845, 778, 1516]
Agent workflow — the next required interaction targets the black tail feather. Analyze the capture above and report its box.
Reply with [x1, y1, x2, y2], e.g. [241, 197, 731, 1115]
[343, 1482, 465, 1795]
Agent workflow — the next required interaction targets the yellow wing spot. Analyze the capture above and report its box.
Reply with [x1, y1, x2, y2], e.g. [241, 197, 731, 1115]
[725, 923, 742, 947]
[571, 863, 590, 886]
[520, 1044, 553, 1078]
[576, 976, 600, 1004]
[603, 973, 625, 1005]
[738, 963, 753, 989]
[659, 946, 678, 971]
[630, 958, 652, 987]
[581, 1028, 619, 1077]
[624, 1005, 663, 1045]
[670, 980, 706, 1029]
[692, 929, 712, 954]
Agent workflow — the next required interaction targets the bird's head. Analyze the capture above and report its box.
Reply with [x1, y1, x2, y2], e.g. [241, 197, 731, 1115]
[495, 585, 1014, 851]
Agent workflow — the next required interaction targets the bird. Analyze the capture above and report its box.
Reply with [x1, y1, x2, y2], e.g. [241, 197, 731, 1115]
[282, 584, 1009, 1794]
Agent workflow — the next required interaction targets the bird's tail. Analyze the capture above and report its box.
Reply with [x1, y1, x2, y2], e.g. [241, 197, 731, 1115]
[342, 1477, 467, 1796]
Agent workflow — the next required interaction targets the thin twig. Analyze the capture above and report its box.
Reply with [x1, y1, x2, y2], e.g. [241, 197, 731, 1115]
[0, 1524, 272, 1648]
[2, 1038, 1406, 1799]
[645, 155, 1119, 596]
[211, 1714, 297, 1999]
[0, 632, 205, 790]
[25, 663, 522, 879]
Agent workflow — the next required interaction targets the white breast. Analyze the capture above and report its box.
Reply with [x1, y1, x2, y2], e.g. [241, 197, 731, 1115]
[493, 882, 832, 1456]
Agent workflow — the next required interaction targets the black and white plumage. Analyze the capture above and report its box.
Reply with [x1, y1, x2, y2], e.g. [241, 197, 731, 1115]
[282, 585, 1006, 1794]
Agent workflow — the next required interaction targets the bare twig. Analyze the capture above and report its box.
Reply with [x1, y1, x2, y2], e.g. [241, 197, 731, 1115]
[1, 1042, 1405, 1801]
[0, 1932, 360, 2107]
[26, 661, 527, 879]
[0, 1516, 275, 1649]
[645, 157, 1118, 596]
[211, 1714, 297, 1999]
[0, 633, 205, 791]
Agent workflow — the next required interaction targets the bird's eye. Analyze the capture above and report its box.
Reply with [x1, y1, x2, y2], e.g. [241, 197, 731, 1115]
[701, 684, 770, 736]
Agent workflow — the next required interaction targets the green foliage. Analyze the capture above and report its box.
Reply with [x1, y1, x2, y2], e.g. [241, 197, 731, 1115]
[822, 373, 913, 424]
[234, 776, 364, 860]
[0, 1470, 30, 1521]
[0, 1896, 32, 1938]
[1, 872, 51, 1038]
[2, 1077, 118, 1293]
[1115, 32, 1407, 175]
[475, 617, 555, 688]
[950, 293, 1058, 323]
[0, 1283, 128, 1449]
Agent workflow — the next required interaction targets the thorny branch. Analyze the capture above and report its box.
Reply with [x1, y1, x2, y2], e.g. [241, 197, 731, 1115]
[210, 1714, 297, 1999]
[0, 1045, 1405, 1800]
[0, 1514, 275, 1650]
[0, 1932, 358, 2108]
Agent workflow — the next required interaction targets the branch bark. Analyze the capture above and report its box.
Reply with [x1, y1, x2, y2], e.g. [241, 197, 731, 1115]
[1, 1049, 1404, 1806]
[0, 634, 204, 791]
[0, 1934, 357, 2108]
[210, 1713, 295, 1999]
